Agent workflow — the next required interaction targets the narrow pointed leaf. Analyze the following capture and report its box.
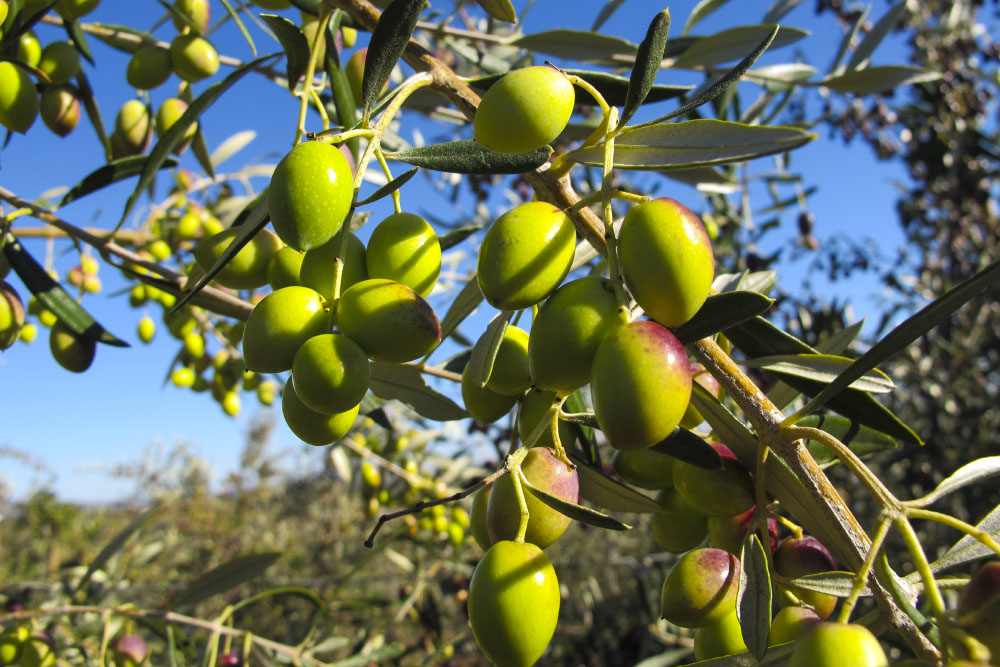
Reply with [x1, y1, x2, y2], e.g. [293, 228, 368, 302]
[787, 571, 868, 597]
[74, 71, 111, 160]
[118, 53, 279, 231]
[59, 155, 178, 207]
[822, 66, 940, 95]
[475, 0, 515, 22]
[62, 16, 94, 65]
[189, 125, 217, 180]
[470, 70, 691, 107]
[763, 0, 804, 23]
[467, 310, 513, 388]
[796, 414, 897, 463]
[369, 362, 467, 421]
[742, 354, 894, 393]
[563, 389, 595, 446]
[592, 0, 626, 31]
[747, 63, 817, 92]
[261, 13, 309, 86]
[168, 552, 281, 609]
[363, 0, 423, 116]
[511, 29, 638, 61]
[683, 0, 733, 36]
[796, 258, 1000, 423]
[649, 428, 723, 469]
[911, 457, 1000, 508]
[385, 141, 552, 174]
[673, 290, 774, 344]
[845, 2, 908, 72]
[673, 25, 808, 68]
[438, 224, 482, 251]
[3, 235, 128, 347]
[356, 167, 418, 206]
[766, 321, 865, 409]
[522, 474, 631, 530]
[690, 382, 758, 453]
[218, 0, 256, 56]
[565, 120, 815, 170]
[570, 454, 663, 513]
[621, 9, 670, 127]
[440, 275, 484, 341]
[288, 0, 320, 15]
[738, 533, 771, 660]
[930, 503, 1000, 573]
[76, 504, 159, 593]
[157, 0, 203, 34]
[210, 130, 256, 168]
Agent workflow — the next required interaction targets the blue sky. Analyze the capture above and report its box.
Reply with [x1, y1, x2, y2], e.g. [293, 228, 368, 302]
[0, 0, 916, 502]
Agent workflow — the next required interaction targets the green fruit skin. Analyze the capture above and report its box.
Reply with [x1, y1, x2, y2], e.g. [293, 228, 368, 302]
[291, 333, 371, 414]
[365, 212, 441, 297]
[673, 442, 755, 517]
[768, 606, 821, 646]
[267, 245, 304, 289]
[268, 141, 353, 252]
[695, 610, 747, 661]
[789, 623, 888, 667]
[517, 388, 575, 449]
[39, 84, 79, 136]
[957, 560, 1000, 657]
[591, 320, 692, 450]
[462, 364, 517, 426]
[612, 448, 675, 490]
[49, 320, 96, 373]
[56, 0, 99, 19]
[299, 232, 367, 299]
[477, 201, 576, 310]
[335, 279, 441, 363]
[486, 447, 579, 549]
[115, 100, 153, 154]
[194, 228, 281, 290]
[618, 197, 715, 328]
[0, 1, 8, 25]
[0, 61, 39, 134]
[474, 66, 575, 154]
[38, 41, 80, 85]
[345, 48, 367, 107]
[774, 536, 838, 620]
[468, 540, 560, 667]
[707, 507, 778, 555]
[282, 378, 358, 446]
[660, 547, 740, 628]
[18, 31, 41, 68]
[484, 325, 532, 396]
[0, 628, 26, 664]
[172, 0, 210, 32]
[170, 34, 219, 82]
[528, 276, 621, 393]
[127, 45, 173, 90]
[1, 281, 26, 350]
[651, 487, 708, 554]
[155, 98, 197, 154]
[470, 485, 492, 551]
[299, 13, 326, 64]
[679, 363, 722, 429]
[243, 286, 332, 373]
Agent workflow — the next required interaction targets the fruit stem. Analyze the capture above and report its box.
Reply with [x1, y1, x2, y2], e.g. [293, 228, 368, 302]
[294, 6, 333, 145]
[512, 468, 531, 544]
[838, 513, 891, 624]
[373, 149, 403, 214]
[598, 107, 631, 311]
[895, 516, 948, 621]
[904, 507, 1000, 559]
[565, 73, 611, 116]
[549, 393, 570, 464]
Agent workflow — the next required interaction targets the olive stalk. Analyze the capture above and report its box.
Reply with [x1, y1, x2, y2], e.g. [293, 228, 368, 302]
[294, 7, 333, 145]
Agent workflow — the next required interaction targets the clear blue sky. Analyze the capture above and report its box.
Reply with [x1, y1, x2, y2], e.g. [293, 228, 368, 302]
[0, 0, 914, 503]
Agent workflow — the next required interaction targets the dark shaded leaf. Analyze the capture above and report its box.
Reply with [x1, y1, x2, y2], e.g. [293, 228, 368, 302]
[845, 2, 908, 72]
[787, 571, 868, 597]
[738, 533, 771, 660]
[73, 70, 110, 160]
[522, 473, 631, 530]
[76, 504, 159, 593]
[469, 70, 691, 107]
[438, 224, 482, 251]
[822, 66, 940, 95]
[189, 124, 216, 181]
[591, 0, 626, 31]
[689, 382, 758, 453]
[440, 275, 484, 342]
[743, 354, 893, 393]
[673, 290, 774, 345]
[763, 0, 804, 24]
[796, 414, 897, 464]
[356, 167, 418, 206]
[621, 9, 671, 127]
[62, 16, 94, 65]
[3, 235, 128, 347]
[475, 0, 515, 22]
[467, 310, 513, 388]
[288, 0, 320, 15]
[436, 347, 472, 375]
[570, 454, 663, 514]
[218, 0, 256, 56]
[261, 13, 310, 87]
[168, 553, 281, 609]
[385, 140, 552, 174]
[683, 0, 733, 36]
[369, 362, 467, 421]
[59, 155, 178, 207]
[363, 0, 424, 117]
[673, 25, 808, 69]
[649, 428, 723, 469]
[563, 389, 594, 448]
[512, 29, 638, 62]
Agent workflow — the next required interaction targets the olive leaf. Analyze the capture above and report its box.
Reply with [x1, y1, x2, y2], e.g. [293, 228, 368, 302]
[741, 354, 894, 393]
[620, 9, 670, 127]
[649, 428, 723, 469]
[438, 224, 482, 251]
[475, 0, 515, 22]
[673, 25, 807, 69]
[928, 502, 1000, 574]
[74, 70, 111, 161]
[260, 13, 310, 87]
[384, 141, 552, 174]
[796, 414, 898, 464]
[368, 362, 467, 422]
[821, 65, 940, 95]
[467, 310, 513, 388]
[909, 457, 1000, 509]
[521, 474, 631, 531]
[362, 0, 424, 118]
[356, 167, 418, 206]
[439, 275, 484, 342]
[511, 29, 638, 62]
[59, 155, 178, 207]
[738, 533, 772, 660]
[168, 552, 282, 609]
[570, 454, 662, 514]
[786, 571, 869, 597]
[672, 290, 774, 344]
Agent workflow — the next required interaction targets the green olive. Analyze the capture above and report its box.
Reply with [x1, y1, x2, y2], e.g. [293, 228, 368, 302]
[618, 197, 715, 328]
[299, 12, 326, 65]
[243, 286, 332, 373]
[788, 623, 887, 667]
[477, 201, 576, 310]
[774, 536, 839, 620]
[612, 448, 675, 490]
[479, 325, 531, 396]
[170, 34, 219, 82]
[49, 320, 96, 373]
[365, 212, 441, 297]
[769, 606, 821, 646]
[707, 507, 778, 555]
[0, 281, 25, 350]
[171, 0, 210, 32]
[127, 45, 173, 90]
[470, 485, 492, 551]
[282, 377, 359, 446]
[591, 320, 692, 450]
[299, 232, 367, 299]
[155, 98, 197, 154]
[679, 363, 722, 429]
[517, 388, 575, 448]
[345, 48, 367, 106]
[336, 278, 441, 363]
[39, 84, 79, 136]
[673, 442, 755, 517]
[113, 100, 153, 156]
[695, 610, 747, 661]
[194, 227, 281, 290]
[651, 487, 708, 554]
[38, 41, 80, 85]
[468, 540, 560, 666]
[473, 66, 575, 154]
[55, 0, 99, 19]
[461, 363, 517, 426]
[268, 141, 354, 252]
[267, 245, 304, 289]
[291, 333, 371, 413]
[18, 31, 41, 68]
[660, 547, 740, 628]
[528, 275, 621, 393]
[0, 61, 39, 134]
[137, 316, 155, 344]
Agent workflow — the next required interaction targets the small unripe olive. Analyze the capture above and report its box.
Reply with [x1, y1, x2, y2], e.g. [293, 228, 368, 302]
[267, 246, 304, 289]
[707, 506, 779, 555]
[345, 48, 367, 107]
[769, 606, 821, 646]
[477, 201, 576, 310]
[651, 487, 708, 554]
[55, 0, 99, 20]
[335, 279, 441, 363]
[268, 141, 353, 252]
[137, 316, 155, 343]
[591, 320, 692, 450]
[775, 536, 839, 620]
[0, 281, 25, 350]
[39, 85, 80, 136]
[619, 197, 715, 328]
[299, 232, 367, 299]
[612, 448, 675, 490]
[243, 286, 332, 373]
[282, 377, 358, 446]
[679, 362, 723, 429]
[291, 333, 370, 414]
[127, 44, 173, 90]
[299, 12, 326, 64]
[474, 66, 575, 154]
[171, 0, 210, 32]
[115, 100, 153, 151]
[470, 485, 492, 551]
[788, 623, 887, 667]
[0, 61, 39, 134]
[695, 610, 747, 661]
[660, 547, 739, 628]
[38, 41, 80, 85]
[673, 442, 755, 517]
[49, 320, 96, 373]
[461, 363, 517, 426]
[110, 634, 148, 667]
[155, 98, 197, 154]
[194, 227, 281, 290]
[517, 388, 575, 449]
[365, 212, 441, 297]
[170, 34, 220, 82]
[18, 31, 42, 68]
[483, 325, 531, 396]
[528, 275, 620, 393]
